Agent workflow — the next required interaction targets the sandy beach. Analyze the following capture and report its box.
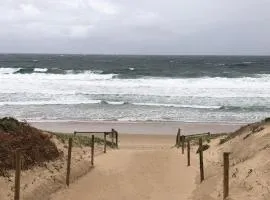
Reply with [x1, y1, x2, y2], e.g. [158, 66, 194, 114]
[47, 120, 270, 200]
[0, 131, 199, 200]
[2, 119, 270, 200]
[31, 121, 243, 135]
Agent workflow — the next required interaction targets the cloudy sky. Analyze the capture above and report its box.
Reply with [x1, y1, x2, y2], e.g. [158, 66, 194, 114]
[0, 0, 269, 55]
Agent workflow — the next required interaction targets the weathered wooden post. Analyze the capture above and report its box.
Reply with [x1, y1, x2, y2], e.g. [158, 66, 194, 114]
[176, 131, 178, 146]
[176, 129, 179, 147]
[187, 139, 191, 166]
[66, 137, 72, 186]
[115, 130, 119, 149]
[181, 135, 185, 154]
[223, 152, 230, 199]
[111, 129, 114, 147]
[14, 149, 21, 200]
[91, 135, 95, 166]
[177, 128, 181, 148]
[104, 133, 107, 153]
[199, 138, 204, 182]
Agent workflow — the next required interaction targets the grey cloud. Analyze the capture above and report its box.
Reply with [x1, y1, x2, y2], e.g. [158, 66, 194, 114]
[0, 0, 269, 55]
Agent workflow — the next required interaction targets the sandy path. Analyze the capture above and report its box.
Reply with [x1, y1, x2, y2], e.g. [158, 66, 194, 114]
[50, 136, 198, 200]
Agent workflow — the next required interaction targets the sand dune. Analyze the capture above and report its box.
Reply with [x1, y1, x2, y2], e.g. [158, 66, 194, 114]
[192, 121, 270, 200]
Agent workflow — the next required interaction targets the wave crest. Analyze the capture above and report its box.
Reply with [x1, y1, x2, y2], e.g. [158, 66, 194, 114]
[0, 67, 107, 75]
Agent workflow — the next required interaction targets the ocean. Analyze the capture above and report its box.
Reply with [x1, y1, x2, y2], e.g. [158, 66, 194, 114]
[0, 54, 269, 123]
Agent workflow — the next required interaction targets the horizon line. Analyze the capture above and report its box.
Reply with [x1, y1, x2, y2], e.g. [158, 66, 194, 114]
[0, 52, 269, 57]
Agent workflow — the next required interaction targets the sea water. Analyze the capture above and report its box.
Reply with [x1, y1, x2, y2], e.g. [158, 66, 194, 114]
[0, 54, 269, 123]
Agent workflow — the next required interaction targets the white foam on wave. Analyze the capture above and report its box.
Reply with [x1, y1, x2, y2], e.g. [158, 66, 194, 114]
[0, 67, 21, 74]
[106, 101, 126, 105]
[0, 98, 221, 109]
[83, 70, 115, 79]
[0, 99, 130, 106]
[133, 103, 220, 109]
[1, 72, 270, 99]
[34, 68, 48, 72]
[0, 70, 115, 81]
[0, 100, 101, 106]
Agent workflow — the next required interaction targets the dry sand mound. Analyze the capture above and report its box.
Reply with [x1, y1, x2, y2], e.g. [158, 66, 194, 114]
[192, 119, 270, 200]
[0, 117, 60, 175]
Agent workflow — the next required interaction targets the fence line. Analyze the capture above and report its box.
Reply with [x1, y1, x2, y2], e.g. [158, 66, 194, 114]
[186, 132, 211, 138]
[74, 130, 119, 149]
[3, 127, 233, 200]
[176, 128, 231, 199]
[2, 128, 119, 200]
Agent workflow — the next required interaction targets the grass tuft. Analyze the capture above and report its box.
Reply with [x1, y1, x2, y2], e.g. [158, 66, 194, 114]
[53, 132, 116, 148]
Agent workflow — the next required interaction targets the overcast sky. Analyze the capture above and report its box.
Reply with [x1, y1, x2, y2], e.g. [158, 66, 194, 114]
[0, 0, 269, 55]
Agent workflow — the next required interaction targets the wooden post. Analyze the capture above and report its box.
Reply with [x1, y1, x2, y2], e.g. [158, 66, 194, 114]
[223, 152, 230, 199]
[181, 135, 185, 154]
[178, 128, 181, 147]
[104, 133, 107, 153]
[115, 131, 118, 149]
[176, 129, 179, 147]
[14, 149, 21, 200]
[73, 131, 77, 136]
[66, 138, 72, 186]
[111, 129, 114, 148]
[91, 135, 95, 166]
[187, 139, 190, 166]
[199, 138, 204, 182]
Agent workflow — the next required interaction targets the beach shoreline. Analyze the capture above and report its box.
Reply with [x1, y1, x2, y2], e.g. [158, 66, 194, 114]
[30, 120, 244, 135]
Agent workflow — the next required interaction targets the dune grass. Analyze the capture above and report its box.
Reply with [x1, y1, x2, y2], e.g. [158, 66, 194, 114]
[53, 132, 116, 148]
